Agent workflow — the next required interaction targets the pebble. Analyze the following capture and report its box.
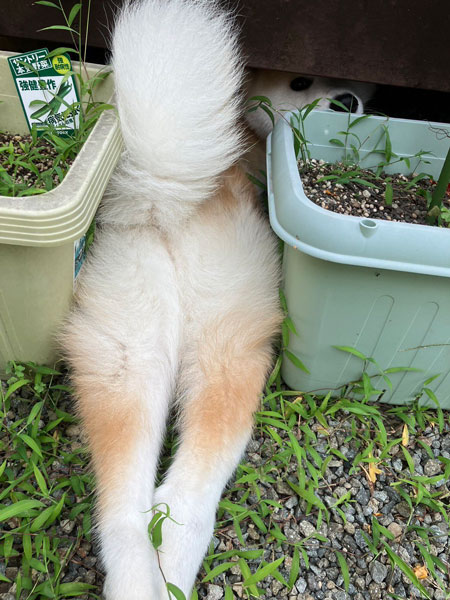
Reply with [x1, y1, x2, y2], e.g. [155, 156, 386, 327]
[299, 520, 316, 537]
[65, 424, 82, 437]
[424, 458, 442, 476]
[369, 559, 388, 583]
[395, 501, 411, 518]
[344, 522, 355, 535]
[296, 577, 307, 594]
[387, 522, 403, 539]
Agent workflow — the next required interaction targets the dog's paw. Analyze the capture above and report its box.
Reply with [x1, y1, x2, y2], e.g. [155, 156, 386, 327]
[102, 548, 164, 600]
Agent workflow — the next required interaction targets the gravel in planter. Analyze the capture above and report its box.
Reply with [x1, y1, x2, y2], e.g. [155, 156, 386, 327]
[298, 159, 450, 225]
[0, 132, 75, 195]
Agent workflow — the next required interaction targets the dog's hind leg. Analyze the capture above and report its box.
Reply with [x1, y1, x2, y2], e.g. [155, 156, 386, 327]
[62, 227, 181, 600]
[153, 169, 282, 597]
[153, 313, 279, 597]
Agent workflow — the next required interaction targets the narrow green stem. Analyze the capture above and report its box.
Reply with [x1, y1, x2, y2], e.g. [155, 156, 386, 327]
[429, 145, 450, 211]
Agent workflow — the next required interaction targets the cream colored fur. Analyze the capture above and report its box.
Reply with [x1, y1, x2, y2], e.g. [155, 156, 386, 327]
[61, 1, 282, 598]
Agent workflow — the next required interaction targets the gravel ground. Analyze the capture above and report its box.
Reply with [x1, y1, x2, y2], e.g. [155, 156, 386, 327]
[1, 378, 449, 600]
[299, 159, 450, 226]
[197, 417, 450, 600]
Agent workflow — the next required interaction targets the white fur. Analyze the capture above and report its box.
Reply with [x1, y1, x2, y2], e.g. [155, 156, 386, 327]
[246, 68, 375, 139]
[102, 0, 245, 231]
[62, 2, 281, 599]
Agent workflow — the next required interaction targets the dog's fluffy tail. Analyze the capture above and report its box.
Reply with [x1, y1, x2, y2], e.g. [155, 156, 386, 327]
[102, 0, 245, 230]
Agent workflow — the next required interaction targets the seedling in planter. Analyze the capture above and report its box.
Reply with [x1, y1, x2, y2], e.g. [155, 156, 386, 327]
[427, 128, 450, 224]
[252, 96, 450, 227]
[0, 0, 114, 197]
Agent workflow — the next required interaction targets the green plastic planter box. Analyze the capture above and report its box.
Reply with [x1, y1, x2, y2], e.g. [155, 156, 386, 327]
[0, 51, 122, 371]
[267, 110, 450, 407]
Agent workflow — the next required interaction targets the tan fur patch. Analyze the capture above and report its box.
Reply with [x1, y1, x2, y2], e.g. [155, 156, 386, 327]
[200, 164, 259, 215]
[182, 311, 280, 462]
[74, 380, 142, 512]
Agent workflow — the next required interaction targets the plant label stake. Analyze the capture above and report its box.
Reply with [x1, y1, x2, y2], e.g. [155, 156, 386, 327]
[8, 49, 80, 137]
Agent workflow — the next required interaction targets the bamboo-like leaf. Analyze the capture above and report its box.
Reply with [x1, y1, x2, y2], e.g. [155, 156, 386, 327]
[0, 499, 44, 522]
[67, 3, 82, 26]
[20, 434, 43, 457]
[285, 350, 310, 373]
[202, 562, 236, 582]
[243, 557, 285, 587]
[335, 550, 350, 591]
[288, 546, 300, 589]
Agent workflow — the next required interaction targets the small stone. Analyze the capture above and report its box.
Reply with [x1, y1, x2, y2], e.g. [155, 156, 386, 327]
[285, 496, 298, 509]
[299, 520, 316, 537]
[392, 458, 403, 472]
[271, 580, 283, 595]
[333, 592, 348, 600]
[295, 577, 307, 594]
[369, 559, 388, 583]
[395, 502, 411, 518]
[344, 522, 355, 535]
[387, 522, 403, 539]
[65, 424, 81, 437]
[424, 459, 442, 476]
[60, 519, 75, 534]
[276, 479, 293, 495]
[362, 189, 371, 198]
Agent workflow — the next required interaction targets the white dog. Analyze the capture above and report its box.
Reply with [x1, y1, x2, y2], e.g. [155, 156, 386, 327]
[62, 1, 282, 598]
[246, 68, 375, 139]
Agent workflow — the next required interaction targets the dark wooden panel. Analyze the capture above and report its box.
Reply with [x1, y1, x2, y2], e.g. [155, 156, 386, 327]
[0, 0, 449, 92]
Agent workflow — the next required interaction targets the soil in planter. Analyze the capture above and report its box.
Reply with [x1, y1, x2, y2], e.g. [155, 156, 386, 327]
[299, 159, 450, 226]
[0, 132, 75, 196]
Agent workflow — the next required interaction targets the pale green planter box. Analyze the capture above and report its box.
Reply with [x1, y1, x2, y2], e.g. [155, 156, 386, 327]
[0, 51, 122, 371]
[267, 110, 450, 407]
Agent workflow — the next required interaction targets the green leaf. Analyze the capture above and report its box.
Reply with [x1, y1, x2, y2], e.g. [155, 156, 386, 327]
[329, 138, 345, 147]
[384, 182, 393, 206]
[33, 463, 49, 496]
[288, 546, 300, 589]
[39, 25, 78, 33]
[285, 350, 310, 373]
[202, 562, 236, 582]
[333, 345, 368, 361]
[382, 542, 430, 598]
[58, 582, 96, 596]
[67, 3, 82, 26]
[34, 0, 61, 7]
[4, 379, 31, 401]
[0, 499, 44, 522]
[401, 446, 415, 474]
[224, 587, 234, 600]
[19, 434, 43, 458]
[249, 511, 267, 533]
[243, 556, 285, 587]
[348, 114, 370, 129]
[27, 401, 44, 426]
[22, 532, 32, 562]
[335, 551, 350, 592]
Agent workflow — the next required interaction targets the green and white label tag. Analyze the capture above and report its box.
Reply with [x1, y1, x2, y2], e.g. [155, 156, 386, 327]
[8, 48, 81, 136]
